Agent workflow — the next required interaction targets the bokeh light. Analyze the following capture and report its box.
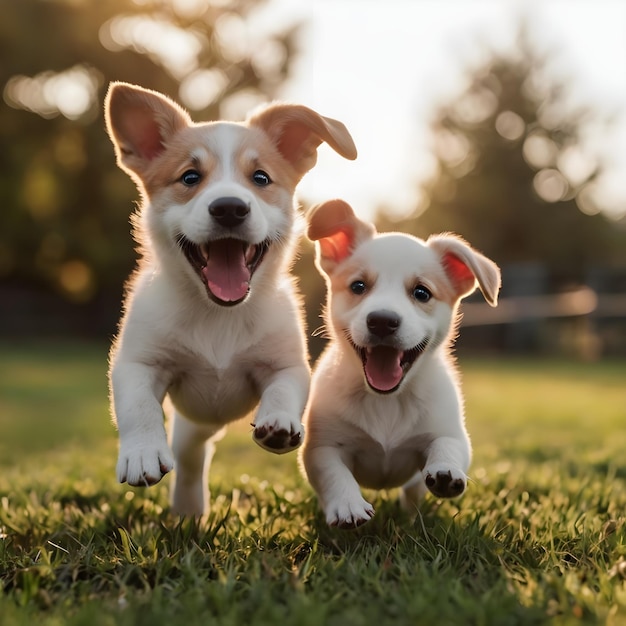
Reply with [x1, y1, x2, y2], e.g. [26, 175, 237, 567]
[99, 15, 203, 79]
[179, 69, 228, 111]
[533, 168, 569, 203]
[495, 110, 525, 141]
[4, 66, 100, 120]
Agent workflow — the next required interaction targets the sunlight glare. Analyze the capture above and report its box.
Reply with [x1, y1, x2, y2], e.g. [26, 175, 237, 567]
[4, 66, 99, 120]
[171, 0, 207, 19]
[523, 132, 558, 169]
[251, 39, 287, 80]
[454, 88, 498, 125]
[215, 13, 249, 64]
[220, 89, 266, 121]
[435, 129, 471, 167]
[584, 174, 626, 219]
[575, 183, 601, 216]
[179, 69, 228, 111]
[557, 145, 596, 187]
[533, 168, 568, 203]
[46, 72, 92, 119]
[495, 110, 525, 141]
[100, 15, 203, 79]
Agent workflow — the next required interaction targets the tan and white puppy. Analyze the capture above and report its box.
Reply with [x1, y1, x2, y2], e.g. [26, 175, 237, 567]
[300, 199, 500, 528]
[104, 83, 357, 516]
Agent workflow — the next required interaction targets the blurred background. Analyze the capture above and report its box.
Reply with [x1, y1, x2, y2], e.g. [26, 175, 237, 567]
[1, 0, 625, 361]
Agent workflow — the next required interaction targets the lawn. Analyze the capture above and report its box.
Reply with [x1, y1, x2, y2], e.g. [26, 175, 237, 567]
[0, 341, 625, 625]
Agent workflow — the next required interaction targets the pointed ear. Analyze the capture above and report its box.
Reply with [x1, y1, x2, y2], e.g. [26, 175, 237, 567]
[247, 103, 357, 182]
[104, 82, 191, 182]
[428, 234, 501, 306]
[307, 199, 375, 275]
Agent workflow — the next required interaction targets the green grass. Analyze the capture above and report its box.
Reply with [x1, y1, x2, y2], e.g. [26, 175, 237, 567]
[0, 342, 625, 625]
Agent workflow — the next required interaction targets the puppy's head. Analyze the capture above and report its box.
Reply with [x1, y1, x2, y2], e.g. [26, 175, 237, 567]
[104, 82, 357, 306]
[308, 199, 501, 394]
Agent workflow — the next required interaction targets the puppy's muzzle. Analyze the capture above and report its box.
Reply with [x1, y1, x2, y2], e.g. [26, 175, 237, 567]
[177, 195, 270, 306]
[209, 197, 250, 228]
[351, 310, 428, 394]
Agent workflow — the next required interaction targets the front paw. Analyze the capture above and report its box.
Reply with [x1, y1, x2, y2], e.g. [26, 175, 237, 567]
[325, 496, 375, 529]
[117, 438, 174, 487]
[252, 413, 303, 454]
[424, 464, 466, 498]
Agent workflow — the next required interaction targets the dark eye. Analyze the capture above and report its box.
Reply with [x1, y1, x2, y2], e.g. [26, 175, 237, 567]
[350, 280, 367, 295]
[252, 170, 272, 186]
[413, 284, 432, 303]
[181, 169, 201, 186]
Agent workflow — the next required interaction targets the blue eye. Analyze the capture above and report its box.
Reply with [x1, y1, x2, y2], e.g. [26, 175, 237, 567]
[413, 285, 432, 303]
[350, 280, 367, 295]
[181, 170, 201, 186]
[252, 170, 271, 186]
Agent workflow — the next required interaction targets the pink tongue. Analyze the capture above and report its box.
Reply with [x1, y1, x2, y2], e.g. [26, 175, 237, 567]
[364, 346, 403, 392]
[202, 239, 250, 302]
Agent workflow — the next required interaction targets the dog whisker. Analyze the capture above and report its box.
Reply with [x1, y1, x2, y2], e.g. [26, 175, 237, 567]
[311, 324, 330, 338]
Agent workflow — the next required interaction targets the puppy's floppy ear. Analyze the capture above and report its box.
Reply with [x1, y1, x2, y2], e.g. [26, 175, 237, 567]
[105, 82, 191, 182]
[307, 199, 375, 275]
[428, 234, 501, 306]
[247, 103, 357, 182]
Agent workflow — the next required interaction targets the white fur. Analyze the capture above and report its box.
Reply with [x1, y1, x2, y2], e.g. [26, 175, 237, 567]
[104, 83, 356, 516]
[300, 199, 501, 528]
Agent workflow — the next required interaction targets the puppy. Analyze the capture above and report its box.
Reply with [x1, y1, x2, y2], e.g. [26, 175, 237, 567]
[104, 83, 357, 516]
[300, 199, 501, 528]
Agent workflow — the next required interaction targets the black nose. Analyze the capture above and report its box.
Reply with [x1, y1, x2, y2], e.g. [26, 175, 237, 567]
[367, 311, 401, 338]
[209, 197, 250, 228]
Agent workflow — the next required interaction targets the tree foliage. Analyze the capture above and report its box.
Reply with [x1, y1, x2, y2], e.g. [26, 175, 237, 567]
[0, 0, 298, 332]
[380, 27, 626, 289]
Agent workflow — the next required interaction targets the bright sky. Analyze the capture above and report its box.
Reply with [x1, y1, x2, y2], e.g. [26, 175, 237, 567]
[255, 0, 626, 221]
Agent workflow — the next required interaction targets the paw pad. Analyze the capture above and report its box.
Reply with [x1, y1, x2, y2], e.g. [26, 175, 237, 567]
[252, 424, 302, 454]
[425, 470, 465, 498]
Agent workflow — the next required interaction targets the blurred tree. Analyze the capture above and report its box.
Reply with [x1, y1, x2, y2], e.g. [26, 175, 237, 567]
[380, 26, 626, 290]
[0, 0, 299, 334]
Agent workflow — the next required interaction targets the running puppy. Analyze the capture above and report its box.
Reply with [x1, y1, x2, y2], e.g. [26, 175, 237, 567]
[105, 83, 357, 516]
[300, 199, 500, 528]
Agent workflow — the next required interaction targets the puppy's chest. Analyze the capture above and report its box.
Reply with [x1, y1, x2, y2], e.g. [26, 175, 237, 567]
[350, 432, 432, 490]
[166, 345, 261, 422]
[347, 408, 433, 490]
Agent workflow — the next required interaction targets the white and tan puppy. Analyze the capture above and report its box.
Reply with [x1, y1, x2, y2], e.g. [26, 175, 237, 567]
[104, 83, 357, 516]
[300, 199, 500, 528]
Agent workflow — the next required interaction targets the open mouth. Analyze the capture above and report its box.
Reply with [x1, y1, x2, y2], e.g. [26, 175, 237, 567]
[351, 340, 428, 394]
[177, 235, 270, 306]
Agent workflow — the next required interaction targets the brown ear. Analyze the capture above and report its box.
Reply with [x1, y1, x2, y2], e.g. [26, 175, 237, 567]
[307, 199, 375, 275]
[104, 82, 191, 182]
[428, 234, 501, 306]
[247, 103, 357, 181]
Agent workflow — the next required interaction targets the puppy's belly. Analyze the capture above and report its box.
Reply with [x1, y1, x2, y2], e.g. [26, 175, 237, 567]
[168, 371, 259, 425]
[351, 448, 426, 491]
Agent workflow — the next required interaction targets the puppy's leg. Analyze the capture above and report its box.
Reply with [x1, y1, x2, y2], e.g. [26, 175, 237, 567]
[170, 413, 226, 516]
[253, 364, 310, 454]
[303, 445, 374, 529]
[112, 362, 174, 487]
[400, 470, 428, 511]
[423, 436, 471, 498]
